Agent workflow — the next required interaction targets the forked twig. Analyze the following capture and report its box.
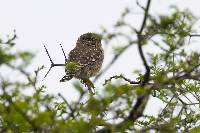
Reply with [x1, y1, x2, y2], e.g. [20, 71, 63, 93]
[43, 44, 66, 80]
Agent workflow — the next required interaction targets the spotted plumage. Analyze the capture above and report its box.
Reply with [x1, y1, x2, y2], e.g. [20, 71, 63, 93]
[60, 33, 104, 92]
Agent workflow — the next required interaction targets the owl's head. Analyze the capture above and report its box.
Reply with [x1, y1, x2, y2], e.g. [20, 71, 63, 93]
[76, 33, 102, 47]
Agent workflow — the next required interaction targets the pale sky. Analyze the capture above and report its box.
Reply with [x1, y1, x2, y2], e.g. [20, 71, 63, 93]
[0, 0, 200, 116]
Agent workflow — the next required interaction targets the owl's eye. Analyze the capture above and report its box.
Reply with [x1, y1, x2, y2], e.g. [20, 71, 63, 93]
[83, 38, 96, 45]
[84, 38, 90, 41]
[86, 40, 95, 46]
[81, 35, 89, 40]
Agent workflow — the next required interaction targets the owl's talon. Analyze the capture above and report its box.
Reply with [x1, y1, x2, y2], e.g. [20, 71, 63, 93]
[80, 78, 95, 94]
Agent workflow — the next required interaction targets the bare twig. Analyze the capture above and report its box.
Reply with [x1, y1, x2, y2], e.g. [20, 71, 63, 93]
[43, 45, 65, 80]
[188, 34, 200, 37]
[150, 39, 168, 52]
[103, 74, 140, 85]
[6, 63, 30, 78]
[0, 30, 17, 46]
[158, 94, 176, 118]
[136, 0, 145, 10]
[59, 44, 68, 62]
[33, 66, 44, 90]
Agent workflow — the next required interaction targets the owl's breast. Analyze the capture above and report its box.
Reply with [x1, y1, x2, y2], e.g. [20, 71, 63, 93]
[68, 45, 104, 78]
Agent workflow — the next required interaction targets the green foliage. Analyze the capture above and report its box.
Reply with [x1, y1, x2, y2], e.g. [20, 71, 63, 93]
[17, 51, 34, 68]
[0, 46, 15, 65]
[65, 61, 78, 72]
[146, 8, 196, 51]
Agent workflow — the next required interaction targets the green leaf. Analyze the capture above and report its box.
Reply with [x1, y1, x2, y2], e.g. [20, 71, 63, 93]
[65, 61, 78, 72]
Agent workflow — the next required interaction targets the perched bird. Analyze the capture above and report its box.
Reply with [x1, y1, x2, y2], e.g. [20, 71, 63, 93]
[60, 33, 104, 93]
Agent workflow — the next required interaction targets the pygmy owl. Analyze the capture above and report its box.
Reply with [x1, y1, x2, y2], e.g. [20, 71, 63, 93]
[60, 33, 104, 92]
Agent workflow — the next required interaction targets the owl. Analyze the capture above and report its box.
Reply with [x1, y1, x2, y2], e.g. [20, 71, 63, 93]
[60, 33, 104, 93]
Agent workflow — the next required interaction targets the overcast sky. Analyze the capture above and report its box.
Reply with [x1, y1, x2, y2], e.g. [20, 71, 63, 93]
[1, 0, 200, 116]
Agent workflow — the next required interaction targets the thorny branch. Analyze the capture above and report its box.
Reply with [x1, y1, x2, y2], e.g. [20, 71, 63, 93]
[43, 44, 66, 80]
[188, 34, 200, 37]
[59, 43, 68, 62]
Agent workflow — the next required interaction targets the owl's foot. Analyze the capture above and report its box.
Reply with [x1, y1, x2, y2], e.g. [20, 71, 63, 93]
[80, 78, 95, 94]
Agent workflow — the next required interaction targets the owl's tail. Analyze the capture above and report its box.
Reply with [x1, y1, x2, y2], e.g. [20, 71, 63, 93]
[60, 72, 74, 82]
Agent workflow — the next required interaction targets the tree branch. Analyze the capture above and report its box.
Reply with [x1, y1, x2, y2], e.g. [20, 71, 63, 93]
[58, 93, 75, 119]
[43, 44, 66, 80]
[128, 0, 151, 121]
[103, 74, 140, 85]
[97, 1, 152, 132]
[0, 30, 17, 46]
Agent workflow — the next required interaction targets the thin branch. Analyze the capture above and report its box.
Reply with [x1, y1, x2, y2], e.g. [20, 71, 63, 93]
[94, 55, 118, 82]
[33, 66, 44, 90]
[187, 33, 200, 45]
[6, 63, 30, 78]
[158, 94, 176, 118]
[136, 0, 145, 10]
[6, 63, 36, 89]
[59, 44, 68, 62]
[44, 44, 54, 64]
[150, 39, 168, 52]
[0, 30, 17, 46]
[103, 75, 140, 85]
[43, 45, 65, 80]
[137, 0, 151, 85]
[94, 13, 139, 83]
[138, 0, 151, 35]
[188, 34, 200, 37]
[58, 93, 75, 119]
